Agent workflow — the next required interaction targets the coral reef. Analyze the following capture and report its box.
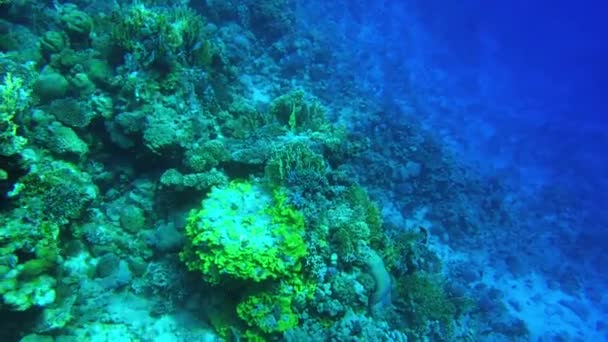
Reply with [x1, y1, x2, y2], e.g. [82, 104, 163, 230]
[0, 1, 529, 341]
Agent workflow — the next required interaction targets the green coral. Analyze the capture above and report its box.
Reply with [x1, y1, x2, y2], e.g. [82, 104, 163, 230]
[180, 180, 307, 285]
[48, 98, 92, 128]
[0, 72, 29, 156]
[45, 123, 89, 156]
[39, 31, 68, 57]
[382, 229, 439, 275]
[236, 276, 315, 338]
[237, 286, 299, 334]
[224, 99, 274, 139]
[8, 159, 97, 224]
[181, 181, 312, 339]
[345, 185, 384, 248]
[0, 219, 60, 311]
[60, 7, 93, 41]
[249, 0, 295, 42]
[324, 186, 385, 262]
[109, 4, 214, 70]
[270, 90, 329, 133]
[33, 69, 69, 103]
[331, 218, 369, 260]
[396, 272, 457, 336]
[159, 168, 228, 191]
[1, 274, 57, 311]
[183, 139, 230, 172]
[265, 140, 326, 185]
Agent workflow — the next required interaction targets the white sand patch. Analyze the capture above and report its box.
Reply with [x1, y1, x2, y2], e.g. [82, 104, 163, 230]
[483, 266, 607, 340]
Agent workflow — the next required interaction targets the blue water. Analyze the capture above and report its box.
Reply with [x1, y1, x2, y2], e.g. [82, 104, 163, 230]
[295, 0, 608, 338]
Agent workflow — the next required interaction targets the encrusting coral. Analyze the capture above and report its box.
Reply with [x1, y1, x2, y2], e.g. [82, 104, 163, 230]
[180, 180, 307, 284]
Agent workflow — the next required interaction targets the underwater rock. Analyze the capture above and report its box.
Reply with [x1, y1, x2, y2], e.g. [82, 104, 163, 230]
[126, 257, 148, 277]
[96, 253, 120, 278]
[49, 98, 93, 128]
[33, 70, 69, 103]
[183, 139, 230, 172]
[159, 168, 228, 191]
[45, 123, 89, 156]
[119, 205, 146, 233]
[19, 334, 53, 342]
[90, 93, 114, 119]
[490, 317, 529, 338]
[98, 260, 132, 290]
[402, 160, 422, 179]
[85, 59, 113, 87]
[60, 8, 93, 41]
[40, 31, 68, 57]
[69, 72, 96, 96]
[2, 274, 57, 311]
[147, 223, 183, 253]
[559, 298, 590, 321]
[0, 19, 10, 34]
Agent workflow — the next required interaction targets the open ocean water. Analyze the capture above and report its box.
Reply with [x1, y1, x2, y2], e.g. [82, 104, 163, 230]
[0, 1, 606, 341]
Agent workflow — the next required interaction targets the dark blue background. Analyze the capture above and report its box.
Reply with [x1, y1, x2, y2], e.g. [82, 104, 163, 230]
[297, 0, 608, 254]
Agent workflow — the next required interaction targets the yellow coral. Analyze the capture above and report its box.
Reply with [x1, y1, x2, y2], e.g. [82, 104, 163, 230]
[180, 181, 307, 284]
